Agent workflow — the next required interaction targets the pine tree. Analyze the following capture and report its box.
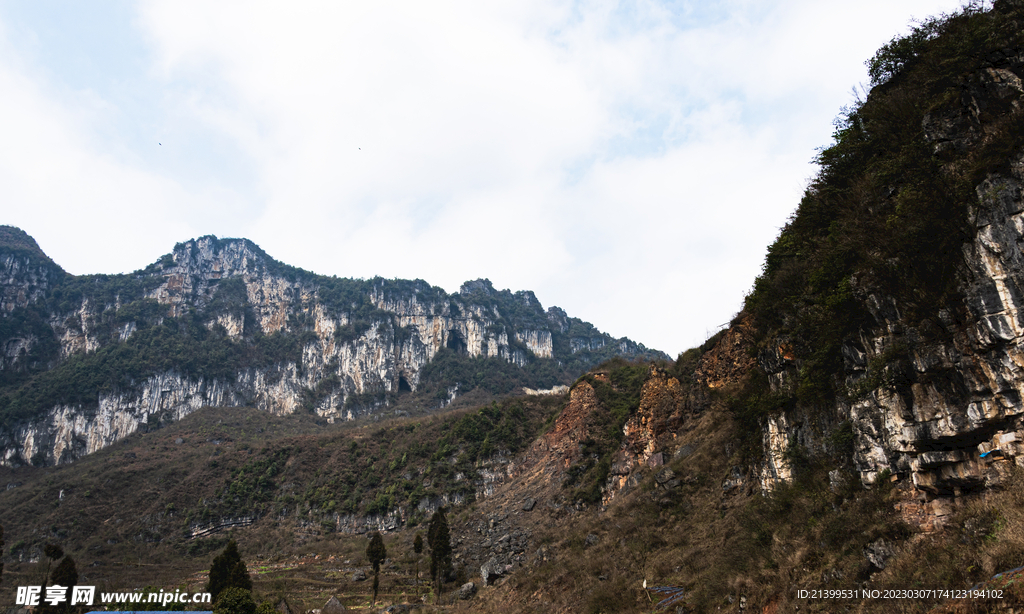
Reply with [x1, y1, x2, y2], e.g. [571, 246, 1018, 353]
[207, 540, 252, 602]
[427, 509, 452, 603]
[365, 532, 387, 605]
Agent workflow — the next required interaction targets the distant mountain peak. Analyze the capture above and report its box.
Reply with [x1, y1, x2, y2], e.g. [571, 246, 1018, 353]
[0, 232, 667, 467]
[0, 225, 61, 268]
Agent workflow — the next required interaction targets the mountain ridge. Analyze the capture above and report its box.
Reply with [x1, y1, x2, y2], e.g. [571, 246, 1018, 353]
[0, 230, 666, 467]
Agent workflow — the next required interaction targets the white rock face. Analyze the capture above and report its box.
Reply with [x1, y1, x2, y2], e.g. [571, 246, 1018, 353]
[212, 313, 244, 338]
[51, 301, 103, 357]
[755, 153, 1024, 497]
[515, 330, 553, 359]
[759, 414, 794, 490]
[522, 385, 569, 396]
[0, 251, 55, 315]
[5, 371, 235, 465]
[571, 338, 605, 353]
[0, 236, 663, 467]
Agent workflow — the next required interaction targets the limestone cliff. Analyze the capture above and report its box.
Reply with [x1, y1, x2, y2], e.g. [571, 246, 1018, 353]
[0, 228, 61, 316]
[0, 234, 665, 467]
[823, 149, 1024, 509]
[716, 2, 1024, 527]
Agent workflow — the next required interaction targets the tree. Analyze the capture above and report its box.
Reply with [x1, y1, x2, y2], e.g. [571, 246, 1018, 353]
[207, 540, 252, 602]
[41, 544, 63, 587]
[366, 532, 387, 605]
[1, 523, 4, 583]
[254, 600, 277, 614]
[427, 508, 452, 603]
[50, 556, 78, 592]
[38, 555, 78, 614]
[212, 587, 256, 614]
[412, 533, 423, 584]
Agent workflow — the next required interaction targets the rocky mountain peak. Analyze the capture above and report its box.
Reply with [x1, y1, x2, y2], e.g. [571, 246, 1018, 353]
[459, 278, 495, 296]
[0, 226, 64, 316]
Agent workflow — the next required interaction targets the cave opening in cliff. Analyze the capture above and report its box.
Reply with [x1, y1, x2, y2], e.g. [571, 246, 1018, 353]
[398, 375, 412, 393]
[446, 331, 467, 354]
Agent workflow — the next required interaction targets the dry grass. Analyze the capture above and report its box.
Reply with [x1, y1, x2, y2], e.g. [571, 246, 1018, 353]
[5, 389, 1024, 614]
[474, 397, 1024, 614]
[0, 397, 562, 606]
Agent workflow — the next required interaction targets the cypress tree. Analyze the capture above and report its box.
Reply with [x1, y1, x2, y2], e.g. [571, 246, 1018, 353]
[207, 540, 252, 602]
[41, 544, 63, 588]
[365, 532, 387, 605]
[427, 509, 452, 603]
[38, 555, 78, 614]
[412, 533, 423, 583]
[50, 556, 78, 591]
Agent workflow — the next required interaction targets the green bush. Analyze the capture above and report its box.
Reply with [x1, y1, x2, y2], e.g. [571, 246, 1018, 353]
[213, 587, 256, 614]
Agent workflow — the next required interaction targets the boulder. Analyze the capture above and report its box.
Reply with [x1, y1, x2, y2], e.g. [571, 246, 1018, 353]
[457, 582, 477, 600]
[351, 569, 367, 582]
[673, 444, 695, 459]
[381, 606, 420, 613]
[480, 557, 509, 586]
[275, 597, 299, 614]
[522, 498, 536, 511]
[322, 596, 347, 614]
[863, 538, 896, 570]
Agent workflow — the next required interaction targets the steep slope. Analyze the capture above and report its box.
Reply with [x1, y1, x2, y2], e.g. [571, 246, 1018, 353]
[732, 0, 1024, 521]
[0, 226, 63, 318]
[0, 233, 665, 467]
[0, 392, 573, 608]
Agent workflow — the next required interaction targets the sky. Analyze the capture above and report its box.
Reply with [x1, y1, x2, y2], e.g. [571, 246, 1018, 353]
[0, 0, 975, 358]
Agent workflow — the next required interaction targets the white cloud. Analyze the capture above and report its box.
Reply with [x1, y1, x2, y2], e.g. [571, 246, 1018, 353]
[0, 0, 973, 355]
[0, 30, 195, 272]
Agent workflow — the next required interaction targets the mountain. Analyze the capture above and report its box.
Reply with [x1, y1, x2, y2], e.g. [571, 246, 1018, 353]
[738, 0, 1024, 502]
[3, 2, 1024, 613]
[0, 231, 665, 467]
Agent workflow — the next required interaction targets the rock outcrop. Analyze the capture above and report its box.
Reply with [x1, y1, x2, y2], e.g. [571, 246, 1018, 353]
[0, 228, 61, 316]
[832, 150, 1024, 497]
[714, 17, 1024, 528]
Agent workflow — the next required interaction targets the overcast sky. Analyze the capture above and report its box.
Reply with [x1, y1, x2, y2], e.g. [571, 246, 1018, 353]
[0, 0, 973, 357]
